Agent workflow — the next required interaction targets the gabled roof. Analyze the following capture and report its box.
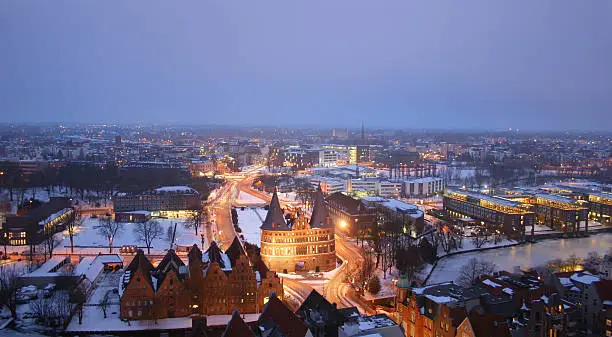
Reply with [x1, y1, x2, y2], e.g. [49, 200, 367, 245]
[309, 186, 330, 228]
[188, 244, 203, 264]
[225, 236, 247, 267]
[222, 311, 256, 337]
[256, 259, 272, 279]
[156, 249, 185, 274]
[126, 249, 154, 275]
[297, 290, 344, 324]
[261, 190, 289, 231]
[449, 307, 468, 328]
[259, 293, 308, 337]
[125, 250, 155, 291]
[204, 241, 226, 269]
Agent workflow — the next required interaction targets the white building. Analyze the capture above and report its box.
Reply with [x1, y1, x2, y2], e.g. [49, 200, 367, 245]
[403, 177, 445, 198]
[310, 176, 347, 195]
[348, 179, 402, 198]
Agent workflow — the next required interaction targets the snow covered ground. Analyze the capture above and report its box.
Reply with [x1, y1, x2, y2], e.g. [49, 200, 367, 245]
[235, 208, 264, 246]
[235, 191, 266, 205]
[56, 217, 201, 254]
[427, 233, 612, 285]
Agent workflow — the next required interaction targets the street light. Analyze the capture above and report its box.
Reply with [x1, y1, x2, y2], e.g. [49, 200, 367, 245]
[339, 220, 347, 229]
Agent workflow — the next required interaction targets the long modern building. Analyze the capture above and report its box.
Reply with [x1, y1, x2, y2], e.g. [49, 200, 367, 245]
[443, 189, 535, 237]
[113, 186, 200, 216]
[588, 192, 611, 225]
[3, 197, 73, 246]
[521, 194, 589, 234]
[260, 188, 336, 273]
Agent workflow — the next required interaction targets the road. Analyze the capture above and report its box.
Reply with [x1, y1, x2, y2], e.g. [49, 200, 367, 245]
[208, 166, 372, 314]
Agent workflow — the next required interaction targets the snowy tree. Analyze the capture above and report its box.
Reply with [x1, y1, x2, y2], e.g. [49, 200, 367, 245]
[99, 291, 110, 318]
[471, 234, 489, 249]
[457, 258, 496, 287]
[134, 220, 164, 254]
[94, 216, 124, 253]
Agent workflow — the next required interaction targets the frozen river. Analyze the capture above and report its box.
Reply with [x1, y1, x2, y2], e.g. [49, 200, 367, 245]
[427, 233, 612, 285]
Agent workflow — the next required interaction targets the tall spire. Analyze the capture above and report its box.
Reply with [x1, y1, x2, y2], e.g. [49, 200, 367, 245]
[261, 188, 289, 230]
[309, 185, 330, 228]
[361, 121, 365, 141]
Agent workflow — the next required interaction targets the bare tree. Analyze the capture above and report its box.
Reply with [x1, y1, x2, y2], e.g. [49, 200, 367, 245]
[0, 264, 22, 320]
[94, 216, 124, 253]
[184, 208, 203, 236]
[31, 291, 73, 327]
[134, 220, 164, 254]
[471, 234, 489, 249]
[583, 251, 601, 270]
[42, 224, 62, 260]
[457, 258, 496, 287]
[99, 291, 110, 318]
[66, 212, 84, 253]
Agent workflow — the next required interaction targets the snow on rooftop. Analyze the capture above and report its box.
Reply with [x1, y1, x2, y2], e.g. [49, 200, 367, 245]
[559, 277, 572, 287]
[26, 256, 68, 277]
[482, 279, 502, 288]
[38, 208, 71, 226]
[425, 294, 455, 304]
[502, 288, 514, 295]
[153, 186, 197, 193]
[570, 272, 600, 285]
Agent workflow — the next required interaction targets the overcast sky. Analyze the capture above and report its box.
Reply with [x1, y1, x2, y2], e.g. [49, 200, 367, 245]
[1, 1, 611, 131]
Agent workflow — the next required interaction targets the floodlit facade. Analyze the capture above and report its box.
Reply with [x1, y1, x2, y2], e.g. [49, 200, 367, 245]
[260, 188, 336, 273]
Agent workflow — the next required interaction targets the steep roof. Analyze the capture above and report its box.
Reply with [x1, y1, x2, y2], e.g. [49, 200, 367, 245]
[256, 259, 272, 279]
[309, 186, 331, 228]
[225, 236, 247, 267]
[261, 190, 289, 231]
[259, 294, 308, 337]
[204, 241, 226, 269]
[125, 250, 155, 290]
[297, 290, 344, 324]
[156, 249, 185, 274]
[222, 311, 256, 337]
[188, 244, 203, 265]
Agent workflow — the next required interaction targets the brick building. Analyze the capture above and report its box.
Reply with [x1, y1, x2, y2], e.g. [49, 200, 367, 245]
[260, 188, 336, 273]
[113, 185, 200, 216]
[119, 240, 282, 320]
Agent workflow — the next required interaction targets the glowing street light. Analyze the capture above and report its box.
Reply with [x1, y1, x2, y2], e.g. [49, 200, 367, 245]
[339, 220, 347, 229]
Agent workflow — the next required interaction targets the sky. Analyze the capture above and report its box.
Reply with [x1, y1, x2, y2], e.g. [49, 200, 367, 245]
[1, 1, 611, 131]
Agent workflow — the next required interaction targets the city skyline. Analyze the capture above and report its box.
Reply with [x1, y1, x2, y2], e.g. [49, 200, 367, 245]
[2, 1, 611, 131]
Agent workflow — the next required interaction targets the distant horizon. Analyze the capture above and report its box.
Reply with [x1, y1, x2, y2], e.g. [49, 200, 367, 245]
[0, 121, 610, 135]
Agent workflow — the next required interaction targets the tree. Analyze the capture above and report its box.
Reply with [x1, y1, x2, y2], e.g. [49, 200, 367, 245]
[66, 212, 84, 254]
[184, 209, 203, 236]
[166, 223, 179, 250]
[99, 291, 110, 318]
[94, 216, 124, 253]
[583, 251, 601, 270]
[367, 275, 381, 294]
[456, 258, 496, 287]
[396, 245, 424, 283]
[0, 264, 22, 320]
[134, 220, 164, 254]
[471, 233, 489, 249]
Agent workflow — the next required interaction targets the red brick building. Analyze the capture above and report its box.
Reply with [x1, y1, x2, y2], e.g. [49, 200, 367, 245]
[120, 239, 283, 320]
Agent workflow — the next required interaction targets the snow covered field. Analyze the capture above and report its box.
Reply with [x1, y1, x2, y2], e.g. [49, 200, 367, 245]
[235, 207, 264, 246]
[57, 217, 202, 254]
[427, 233, 612, 285]
[235, 191, 266, 205]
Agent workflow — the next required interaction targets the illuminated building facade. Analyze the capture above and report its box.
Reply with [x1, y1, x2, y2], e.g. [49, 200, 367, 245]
[3, 197, 73, 246]
[443, 189, 535, 238]
[522, 194, 589, 234]
[260, 188, 336, 273]
[588, 193, 611, 225]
